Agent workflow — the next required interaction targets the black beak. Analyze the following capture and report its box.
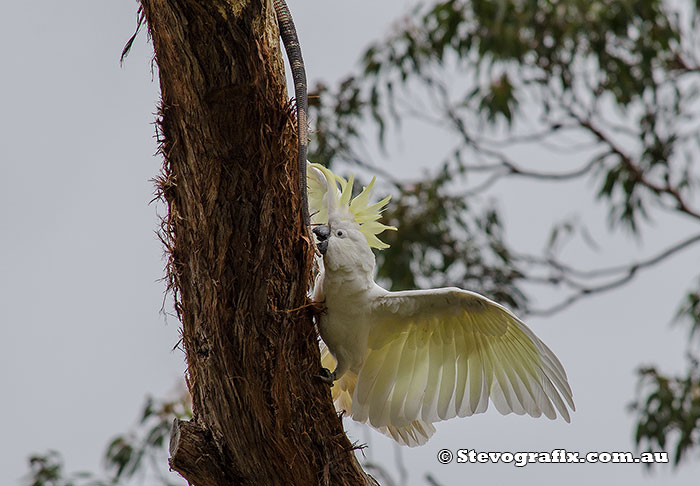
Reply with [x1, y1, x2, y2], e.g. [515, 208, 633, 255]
[313, 225, 330, 255]
[313, 225, 330, 240]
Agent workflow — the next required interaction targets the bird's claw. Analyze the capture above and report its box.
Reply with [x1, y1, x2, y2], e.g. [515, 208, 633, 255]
[315, 368, 336, 386]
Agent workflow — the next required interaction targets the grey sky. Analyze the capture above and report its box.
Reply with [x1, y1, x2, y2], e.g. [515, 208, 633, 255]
[2, 1, 699, 485]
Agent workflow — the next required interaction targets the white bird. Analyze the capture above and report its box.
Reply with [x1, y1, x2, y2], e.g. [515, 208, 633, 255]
[308, 163, 574, 447]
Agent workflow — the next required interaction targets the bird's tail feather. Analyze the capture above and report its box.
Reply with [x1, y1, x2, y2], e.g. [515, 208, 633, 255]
[375, 421, 436, 447]
[320, 343, 436, 447]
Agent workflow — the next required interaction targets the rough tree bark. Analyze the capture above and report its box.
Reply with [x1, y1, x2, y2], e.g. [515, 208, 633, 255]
[139, 0, 377, 484]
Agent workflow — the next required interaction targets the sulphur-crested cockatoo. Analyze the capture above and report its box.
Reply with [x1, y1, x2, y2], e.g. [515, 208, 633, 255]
[308, 163, 574, 447]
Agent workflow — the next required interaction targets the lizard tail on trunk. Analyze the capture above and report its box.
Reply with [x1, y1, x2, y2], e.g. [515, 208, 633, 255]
[273, 0, 309, 228]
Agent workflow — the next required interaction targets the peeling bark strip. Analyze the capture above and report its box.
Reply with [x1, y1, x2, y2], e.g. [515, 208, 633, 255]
[139, 0, 377, 484]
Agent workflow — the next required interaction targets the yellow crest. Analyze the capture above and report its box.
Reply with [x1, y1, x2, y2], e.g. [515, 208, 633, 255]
[307, 163, 396, 249]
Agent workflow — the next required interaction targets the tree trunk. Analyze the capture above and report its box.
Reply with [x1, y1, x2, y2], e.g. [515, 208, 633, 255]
[139, 0, 377, 484]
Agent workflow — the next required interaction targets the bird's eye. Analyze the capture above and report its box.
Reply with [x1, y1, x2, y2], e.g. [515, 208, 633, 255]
[336, 230, 345, 238]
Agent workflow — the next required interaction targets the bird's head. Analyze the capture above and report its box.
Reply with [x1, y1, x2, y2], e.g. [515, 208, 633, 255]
[307, 163, 396, 273]
[313, 221, 376, 273]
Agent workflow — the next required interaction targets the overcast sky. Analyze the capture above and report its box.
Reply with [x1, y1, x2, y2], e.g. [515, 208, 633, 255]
[2, 1, 699, 485]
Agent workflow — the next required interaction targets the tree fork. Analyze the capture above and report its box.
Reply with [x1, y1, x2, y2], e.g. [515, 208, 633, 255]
[139, 0, 376, 484]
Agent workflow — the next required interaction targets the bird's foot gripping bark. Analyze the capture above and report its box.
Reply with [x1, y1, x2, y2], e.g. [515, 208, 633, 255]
[315, 367, 336, 386]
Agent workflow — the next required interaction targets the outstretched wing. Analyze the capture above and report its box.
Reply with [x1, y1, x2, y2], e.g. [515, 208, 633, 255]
[353, 287, 574, 429]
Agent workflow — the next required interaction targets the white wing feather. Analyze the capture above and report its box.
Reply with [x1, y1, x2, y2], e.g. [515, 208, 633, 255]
[320, 343, 436, 447]
[352, 287, 574, 429]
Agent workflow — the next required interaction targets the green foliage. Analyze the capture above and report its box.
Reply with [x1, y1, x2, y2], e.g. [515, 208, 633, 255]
[630, 281, 700, 467]
[102, 395, 190, 485]
[24, 395, 191, 486]
[631, 358, 700, 466]
[675, 280, 700, 342]
[25, 451, 105, 486]
[311, 0, 699, 233]
[360, 0, 682, 114]
[468, 73, 518, 125]
[26, 451, 66, 486]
